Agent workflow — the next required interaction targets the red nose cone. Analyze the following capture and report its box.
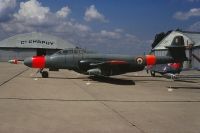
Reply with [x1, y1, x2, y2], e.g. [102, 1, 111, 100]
[32, 56, 46, 68]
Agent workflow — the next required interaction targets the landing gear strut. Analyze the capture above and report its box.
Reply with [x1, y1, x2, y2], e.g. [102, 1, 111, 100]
[150, 71, 155, 77]
[38, 69, 49, 78]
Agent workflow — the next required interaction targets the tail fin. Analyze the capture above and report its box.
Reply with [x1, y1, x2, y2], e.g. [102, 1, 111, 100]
[166, 36, 187, 62]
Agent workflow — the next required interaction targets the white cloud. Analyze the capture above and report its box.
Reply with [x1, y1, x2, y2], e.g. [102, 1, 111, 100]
[0, 0, 16, 12]
[56, 6, 71, 18]
[84, 5, 107, 22]
[0, 0, 149, 55]
[1, 21, 33, 33]
[85, 30, 149, 55]
[100, 30, 121, 39]
[0, 0, 16, 21]
[173, 8, 200, 20]
[188, 21, 200, 31]
[114, 28, 124, 33]
[14, 0, 50, 24]
[0, 0, 90, 34]
[125, 34, 140, 43]
[74, 23, 90, 32]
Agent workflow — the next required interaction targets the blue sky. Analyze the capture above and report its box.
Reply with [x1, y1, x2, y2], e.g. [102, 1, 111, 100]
[0, 0, 200, 54]
[40, 0, 200, 39]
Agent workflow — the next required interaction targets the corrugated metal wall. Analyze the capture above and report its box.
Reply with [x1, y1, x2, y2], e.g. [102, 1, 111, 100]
[0, 48, 36, 62]
[46, 49, 60, 55]
[154, 50, 168, 56]
[192, 48, 200, 69]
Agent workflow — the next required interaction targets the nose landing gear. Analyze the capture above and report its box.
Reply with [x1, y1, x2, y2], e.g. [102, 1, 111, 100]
[41, 71, 49, 78]
[37, 69, 49, 78]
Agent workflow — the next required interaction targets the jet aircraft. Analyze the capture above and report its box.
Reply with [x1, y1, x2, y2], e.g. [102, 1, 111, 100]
[11, 36, 188, 78]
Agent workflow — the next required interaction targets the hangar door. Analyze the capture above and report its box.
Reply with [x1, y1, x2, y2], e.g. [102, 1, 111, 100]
[37, 48, 46, 56]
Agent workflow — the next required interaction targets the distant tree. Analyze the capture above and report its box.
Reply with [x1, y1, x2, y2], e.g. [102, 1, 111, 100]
[166, 30, 172, 36]
[151, 30, 173, 49]
[151, 32, 166, 49]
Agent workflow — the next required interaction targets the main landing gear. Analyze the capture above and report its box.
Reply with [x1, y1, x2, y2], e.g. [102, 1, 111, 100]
[38, 69, 49, 78]
[150, 71, 156, 77]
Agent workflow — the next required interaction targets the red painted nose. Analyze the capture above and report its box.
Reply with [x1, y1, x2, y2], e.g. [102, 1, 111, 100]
[24, 56, 45, 68]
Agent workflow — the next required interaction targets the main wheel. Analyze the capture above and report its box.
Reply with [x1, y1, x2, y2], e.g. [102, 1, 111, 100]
[41, 71, 49, 78]
[150, 71, 155, 77]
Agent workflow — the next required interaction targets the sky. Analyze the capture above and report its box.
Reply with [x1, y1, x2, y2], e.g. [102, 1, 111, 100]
[0, 0, 200, 55]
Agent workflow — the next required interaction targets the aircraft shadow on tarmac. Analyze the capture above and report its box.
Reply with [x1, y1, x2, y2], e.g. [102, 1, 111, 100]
[123, 75, 154, 78]
[167, 86, 200, 89]
[87, 76, 135, 85]
[43, 77, 88, 80]
[33, 76, 135, 85]
[31, 76, 88, 80]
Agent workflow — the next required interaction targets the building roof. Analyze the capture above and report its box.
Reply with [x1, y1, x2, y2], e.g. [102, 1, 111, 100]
[0, 32, 75, 49]
[153, 31, 200, 50]
[182, 31, 200, 47]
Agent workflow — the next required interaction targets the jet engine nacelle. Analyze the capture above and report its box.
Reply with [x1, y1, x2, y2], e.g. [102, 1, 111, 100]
[78, 60, 101, 71]
[87, 68, 102, 76]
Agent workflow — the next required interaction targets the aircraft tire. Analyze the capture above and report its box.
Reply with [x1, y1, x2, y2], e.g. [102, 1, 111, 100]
[42, 71, 49, 78]
[150, 71, 155, 77]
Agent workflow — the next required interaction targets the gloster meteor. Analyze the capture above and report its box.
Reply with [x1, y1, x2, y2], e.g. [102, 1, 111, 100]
[22, 36, 187, 78]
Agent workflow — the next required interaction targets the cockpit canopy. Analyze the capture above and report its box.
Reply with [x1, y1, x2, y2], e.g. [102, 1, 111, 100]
[54, 48, 87, 55]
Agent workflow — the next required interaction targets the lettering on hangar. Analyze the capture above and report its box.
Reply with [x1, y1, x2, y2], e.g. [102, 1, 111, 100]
[21, 40, 55, 46]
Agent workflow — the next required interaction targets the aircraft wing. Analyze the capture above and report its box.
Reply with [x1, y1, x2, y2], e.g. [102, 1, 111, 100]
[90, 60, 129, 66]
[78, 59, 131, 76]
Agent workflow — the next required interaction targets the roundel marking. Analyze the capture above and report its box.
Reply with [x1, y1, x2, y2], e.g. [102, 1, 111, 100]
[136, 57, 144, 65]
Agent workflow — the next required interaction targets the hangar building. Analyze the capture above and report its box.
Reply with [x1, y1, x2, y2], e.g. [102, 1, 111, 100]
[152, 31, 200, 69]
[0, 32, 75, 61]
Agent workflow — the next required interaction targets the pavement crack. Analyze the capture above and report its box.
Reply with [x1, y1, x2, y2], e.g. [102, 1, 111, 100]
[0, 68, 29, 87]
[70, 78, 146, 133]
[0, 97, 199, 103]
[101, 101, 146, 133]
[0, 97, 96, 102]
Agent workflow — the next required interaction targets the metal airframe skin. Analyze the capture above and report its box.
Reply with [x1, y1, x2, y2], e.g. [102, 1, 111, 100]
[23, 36, 187, 78]
[24, 48, 175, 77]
[48, 49, 146, 75]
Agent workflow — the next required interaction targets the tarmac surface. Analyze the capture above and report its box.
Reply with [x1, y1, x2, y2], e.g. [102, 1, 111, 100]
[0, 62, 199, 133]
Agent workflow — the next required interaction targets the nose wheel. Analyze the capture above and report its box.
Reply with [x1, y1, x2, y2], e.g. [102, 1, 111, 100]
[41, 71, 49, 78]
[38, 69, 49, 78]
